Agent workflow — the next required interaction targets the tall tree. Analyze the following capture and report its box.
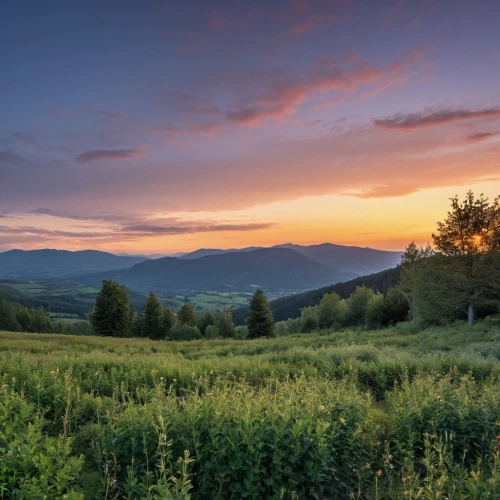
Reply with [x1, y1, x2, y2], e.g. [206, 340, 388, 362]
[177, 303, 197, 326]
[142, 292, 164, 340]
[317, 292, 346, 329]
[198, 309, 215, 336]
[215, 307, 235, 338]
[162, 307, 175, 337]
[91, 280, 131, 337]
[247, 289, 275, 338]
[432, 192, 500, 326]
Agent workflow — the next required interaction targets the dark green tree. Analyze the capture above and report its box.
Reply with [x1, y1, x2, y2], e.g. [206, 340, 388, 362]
[162, 307, 176, 337]
[91, 280, 131, 337]
[198, 309, 215, 336]
[177, 303, 197, 326]
[143, 292, 164, 340]
[215, 307, 235, 338]
[300, 306, 318, 333]
[247, 289, 275, 338]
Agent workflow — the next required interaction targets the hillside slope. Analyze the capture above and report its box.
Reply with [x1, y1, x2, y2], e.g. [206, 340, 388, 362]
[233, 266, 401, 324]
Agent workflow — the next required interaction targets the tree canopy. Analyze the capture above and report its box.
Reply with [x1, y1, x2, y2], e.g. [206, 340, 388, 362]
[91, 280, 131, 337]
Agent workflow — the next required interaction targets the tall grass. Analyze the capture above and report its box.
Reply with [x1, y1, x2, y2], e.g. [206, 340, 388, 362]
[1, 318, 500, 498]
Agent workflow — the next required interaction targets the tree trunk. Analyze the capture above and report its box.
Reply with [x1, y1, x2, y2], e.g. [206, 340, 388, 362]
[467, 296, 473, 327]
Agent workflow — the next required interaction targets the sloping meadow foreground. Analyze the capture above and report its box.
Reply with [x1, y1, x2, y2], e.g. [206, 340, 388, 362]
[2, 320, 500, 499]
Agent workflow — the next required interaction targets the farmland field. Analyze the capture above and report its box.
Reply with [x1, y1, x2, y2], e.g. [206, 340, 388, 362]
[2, 319, 500, 498]
[0, 280, 253, 317]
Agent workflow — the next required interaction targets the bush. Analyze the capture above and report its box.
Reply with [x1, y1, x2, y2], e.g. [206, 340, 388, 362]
[168, 323, 202, 341]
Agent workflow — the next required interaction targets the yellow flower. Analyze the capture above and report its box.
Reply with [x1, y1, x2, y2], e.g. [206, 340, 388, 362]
[339, 417, 346, 425]
[376, 470, 382, 477]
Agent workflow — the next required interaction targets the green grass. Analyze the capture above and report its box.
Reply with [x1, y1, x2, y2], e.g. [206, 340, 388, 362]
[2, 319, 500, 498]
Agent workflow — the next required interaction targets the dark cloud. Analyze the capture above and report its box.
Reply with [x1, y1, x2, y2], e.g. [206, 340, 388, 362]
[75, 148, 143, 164]
[465, 131, 499, 143]
[374, 108, 500, 131]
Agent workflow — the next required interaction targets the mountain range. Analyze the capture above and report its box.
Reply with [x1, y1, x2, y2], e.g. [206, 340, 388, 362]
[0, 249, 147, 279]
[0, 243, 402, 294]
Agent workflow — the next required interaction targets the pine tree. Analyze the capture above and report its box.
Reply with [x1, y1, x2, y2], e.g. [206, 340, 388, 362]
[247, 289, 275, 338]
[91, 280, 131, 337]
[143, 292, 164, 340]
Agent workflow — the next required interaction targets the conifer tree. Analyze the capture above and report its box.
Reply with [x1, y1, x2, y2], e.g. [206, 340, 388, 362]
[91, 280, 131, 337]
[247, 288, 275, 338]
[198, 309, 215, 335]
[142, 292, 164, 339]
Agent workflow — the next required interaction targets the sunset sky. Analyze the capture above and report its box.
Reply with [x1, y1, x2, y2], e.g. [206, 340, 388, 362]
[1, 0, 499, 254]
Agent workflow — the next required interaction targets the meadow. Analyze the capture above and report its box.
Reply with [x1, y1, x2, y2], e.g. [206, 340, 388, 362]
[2, 319, 500, 498]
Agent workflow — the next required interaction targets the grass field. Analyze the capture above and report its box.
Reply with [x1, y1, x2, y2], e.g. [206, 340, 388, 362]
[2, 319, 500, 498]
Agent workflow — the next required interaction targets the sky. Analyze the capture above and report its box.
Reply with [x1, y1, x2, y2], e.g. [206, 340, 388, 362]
[1, 0, 499, 254]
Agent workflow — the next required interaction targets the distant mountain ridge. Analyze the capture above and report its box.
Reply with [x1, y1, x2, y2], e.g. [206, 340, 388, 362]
[0, 249, 148, 279]
[181, 243, 401, 276]
[76, 248, 356, 294]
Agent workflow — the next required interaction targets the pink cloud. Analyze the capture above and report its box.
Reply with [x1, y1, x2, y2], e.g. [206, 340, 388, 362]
[374, 108, 500, 131]
[224, 49, 425, 126]
[465, 131, 499, 143]
[75, 148, 143, 164]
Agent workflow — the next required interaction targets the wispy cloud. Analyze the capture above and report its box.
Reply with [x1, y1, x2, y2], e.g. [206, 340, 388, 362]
[465, 131, 499, 143]
[75, 148, 143, 164]
[122, 222, 275, 234]
[13, 132, 41, 149]
[222, 49, 425, 126]
[374, 108, 500, 131]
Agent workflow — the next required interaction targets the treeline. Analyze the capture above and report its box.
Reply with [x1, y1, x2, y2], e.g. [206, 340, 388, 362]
[91, 281, 277, 340]
[233, 267, 400, 325]
[274, 285, 408, 335]
[0, 297, 53, 333]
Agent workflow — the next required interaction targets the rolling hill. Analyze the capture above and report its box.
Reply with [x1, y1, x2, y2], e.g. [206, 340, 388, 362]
[76, 248, 356, 294]
[0, 249, 147, 279]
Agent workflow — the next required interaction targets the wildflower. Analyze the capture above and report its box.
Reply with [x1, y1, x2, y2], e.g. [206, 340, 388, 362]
[339, 417, 346, 425]
[376, 470, 382, 477]
[365, 463, 371, 469]
[388, 454, 392, 460]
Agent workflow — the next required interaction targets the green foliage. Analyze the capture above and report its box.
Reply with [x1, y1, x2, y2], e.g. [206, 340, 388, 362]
[215, 307, 235, 338]
[317, 292, 346, 329]
[345, 285, 376, 326]
[143, 292, 164, 340]
[247, 288, 275, 338]
[163, 307, 176, 336]
[177, 304, 197, 327]
[300, 306, 318, 333]
[204, 324, 220, 339]
[197, 309, 215, 336]
[0, 298, 52, 333]
[91, 280, 131, 337]
[168, 323, 202, 341]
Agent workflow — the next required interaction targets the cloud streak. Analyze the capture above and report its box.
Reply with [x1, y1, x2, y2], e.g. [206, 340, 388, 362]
[374, 108, 500, 131]
[75, 149, 143, 164]
[466, 131, 499, 143]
